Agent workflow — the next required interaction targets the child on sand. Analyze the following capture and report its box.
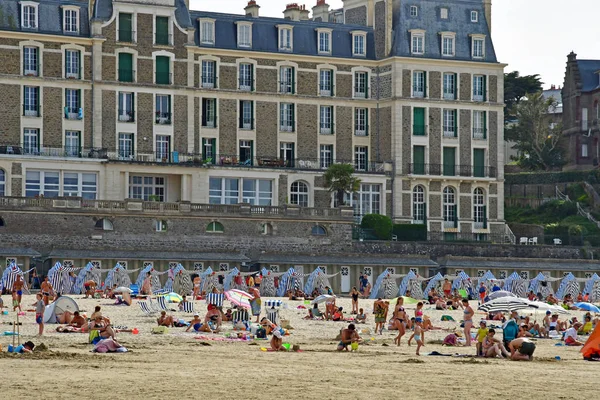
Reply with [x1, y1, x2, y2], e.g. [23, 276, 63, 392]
[408, 318, 425, 355]
[476, 320, 488, 356]
[34, 293, 45, 336]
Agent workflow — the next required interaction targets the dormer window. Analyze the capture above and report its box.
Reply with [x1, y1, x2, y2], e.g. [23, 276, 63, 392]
[410, 30, 425, 55]
[471, 34, 486, 59]
[63, 7, 79, 34]
[317, 28, 332, 54]
[440, 8, 448, 19]
[410, 5, 418, 17]
[352, 31, 367, 57]
[471, 11, 478, 22]
[21, 2, 38, 29]
[237, 22, 252, 48]
[441, 32, 455, 57]
[199, 18, 215, 45]
[278, 25, 293, 51]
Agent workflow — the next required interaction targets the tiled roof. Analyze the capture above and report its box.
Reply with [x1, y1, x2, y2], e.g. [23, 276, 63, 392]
[576, 60, 600, 92]
[46, 249, 250, 262]
[190, 11, 376, 60]
[0, 247, 41, 257]
[0, 0, 90, 37]
[391, 0, 497, 63]
[255, 254, 437, 267]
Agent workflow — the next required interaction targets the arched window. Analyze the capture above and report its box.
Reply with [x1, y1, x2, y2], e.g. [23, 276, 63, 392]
[412, 185, 426, 223]
[207, 221, 224, 233]
[290, 181, 309, 207]
[0, 169, 5, 196]
[95, 218, 113, 231]
[473, 188, 486, 228]
[311, 225, 327, 236]
[443, 186, 456, 227]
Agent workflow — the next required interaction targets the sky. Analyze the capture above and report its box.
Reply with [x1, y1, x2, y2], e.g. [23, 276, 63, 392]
[190, 0, 600, 89]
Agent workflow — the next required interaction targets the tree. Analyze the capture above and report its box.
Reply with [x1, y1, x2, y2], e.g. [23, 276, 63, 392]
[504, 71, 543, 118]
[510, 92, 565, 170]
[324, 163, 361, 207]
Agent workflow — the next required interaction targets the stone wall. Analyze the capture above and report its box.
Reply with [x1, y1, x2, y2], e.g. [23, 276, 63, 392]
[0, 84, 20, 145]
[345, 6, 367, 25]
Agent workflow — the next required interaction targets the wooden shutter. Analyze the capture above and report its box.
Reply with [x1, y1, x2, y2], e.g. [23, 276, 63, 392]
[249, 141, 254, 166]
[155, 16, 169, 45]
[291, 104, 295, 132]
[453, 204, 458, 228]
[365, 108, 369, 136]
[483, 111, 487, 139]
[453, 73, 458, 100]
[453, 110, 458, 137]
[119, 13, 132, 42]
[202, 138, 207, 160]
[250, 64, 255, 91]
[443, 147, 455, 176]
[413, 146, 425, 174]
[211, 139, 216, 157]
[118, 53, 133, 82]
[291, 67, 296, 94]
[483, 75, 487, 101]
[251, 101, 254, 130]
[214, 99, 218, 128]
[365, 72, 369, 98]
[238, 101, 243, 128]
[155, 56, 169, 84]
[473, 149, 485, 177]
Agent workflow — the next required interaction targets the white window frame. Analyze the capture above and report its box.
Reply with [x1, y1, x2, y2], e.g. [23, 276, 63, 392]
[355, 108, 368, 136]
[129, 175, 166, 202]
[23, 86, 39, 116]
[21, 2, 39, 29]
[412, 70, 425, 98]
[155, 220, 168, 232]
[473, 187, 486, 228]
[353, 68, 369, 99]
[198, 18, 215, 45]
[279, 65, 295, 94]
[63, 171, 97, 199]
[23, 45, 39, 76]
[290, 181, 309, 207]
[473, 110, 486, 139]
[443, 72, 455, 100]
[209, 177, 273, 206]
[319, 105, 333, 134]
[410, 30, 425, 55]
[25, 170, 97, 199]
[440, 32, 456, 57]
[118, 133, 134, 159]
[118, 91, 134, 122]
[471, 35, 486, 59]
[440, 7, 448, 19]
[279, 103, 295, 132]
[582, 143, 589, 158]
[0, 169, 5, 197]
[442, 109, 456, 137]
[410, 5, 418, 17]
[317, 28, 332, 54]
[471, 10, 478, 22]
[354, 146, 368, 171]
[236, 22, 253, 48]
[443, 186, 456, 227]
[318, 66, 335, 96]
[23, 128, 39, 154]
[62, 6, 80, 34]
[412, 185, 425, 223]
[238, 61, 254, 91]
[320, 144, 334, 169]
[351, 31, 367, 57]
[277, 25, 293, 52]
[200, 58, 218, 89]
[64, 48, 81, 79]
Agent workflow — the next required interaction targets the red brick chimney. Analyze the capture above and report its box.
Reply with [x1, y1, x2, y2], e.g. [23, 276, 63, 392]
[245, 0, 260, 18]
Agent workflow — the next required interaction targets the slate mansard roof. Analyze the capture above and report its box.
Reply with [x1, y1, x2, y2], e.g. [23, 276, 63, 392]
[190, 11, 376, 60]
[0, 0, 90, 37]
[575, 60, 600, 92]
[93, 0, 193, 29]
[391, 0, 498, 63]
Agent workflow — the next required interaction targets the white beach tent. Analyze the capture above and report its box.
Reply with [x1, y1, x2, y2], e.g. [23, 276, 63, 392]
[43, 296, 79, 324]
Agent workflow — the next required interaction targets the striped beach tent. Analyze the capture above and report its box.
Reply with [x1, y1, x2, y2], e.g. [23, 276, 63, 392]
[201, 267, 220, 294]
[163, 264, 193, 295]
[452, 271, 472, 291]
[529, 272, 555, 298]
[423, 272, 444, 298]
[73, 262, 102, 294]
[48, 262, 79, 295]
[135, 264, 162, 293]
[502, 272, 521, 292]
[1, 263, 27, 292]
[371, 270, 399, 299]
[277, 268, 295, 297]
[303, 268, 330, 296]
[583, 274, 600, 300]
[259, 268, 277, 297]
[395, 270, 417, 298]
[556, 273, 579, 300]
[224, 267, 248, 291]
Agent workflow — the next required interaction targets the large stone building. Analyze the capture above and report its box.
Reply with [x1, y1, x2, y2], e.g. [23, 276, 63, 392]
[562, 52, 600, 169]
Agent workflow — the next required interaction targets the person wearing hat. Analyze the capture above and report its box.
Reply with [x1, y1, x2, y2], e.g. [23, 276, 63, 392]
[564, 322, 584, 346]
[186, 313, 211, 332]
[270, 328, 285, 351]
[11, 341, 35, 353]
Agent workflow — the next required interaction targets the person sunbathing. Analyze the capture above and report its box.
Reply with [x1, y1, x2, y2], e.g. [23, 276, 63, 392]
[517, 324, 533, 338]
[70, 311, 87, 329]
[205, 304, 222, 329]
[435, 298, 447, 310]
[157, 311, 174, 327]
[223, 309, 233, 322]
[546, 294, 558, 305]
[186, 313, 214, 332]
[90, 314, 116, 340]
[115, 292, 132, 306]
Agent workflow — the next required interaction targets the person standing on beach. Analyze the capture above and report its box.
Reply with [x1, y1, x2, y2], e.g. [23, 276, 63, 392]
[478, 283, 487, 304]
[249, 286, 261, 323]
[463, 299, 474, 346]
[13, 275, 24, 312]
[142, 272, 152, 295]
[350, 287, 359, 314]
[41, 277, 53, 305]
[392, 297, 407, 346]
[373, 298, 387, 335]
[408, 318, 425, 355]
[33, 293, 45, 336]
[442, 279, 451, 298]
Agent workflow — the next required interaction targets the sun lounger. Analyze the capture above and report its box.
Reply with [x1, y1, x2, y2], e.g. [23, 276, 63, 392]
[205, 293, 224, 307]
[180, 301, 195, 313]
[232, 309, 250, 324]
[138, 301, 155, 316]
[267, 309, 279, 325]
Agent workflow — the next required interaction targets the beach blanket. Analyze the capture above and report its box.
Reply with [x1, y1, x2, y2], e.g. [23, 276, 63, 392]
[93, 338, 128, 353]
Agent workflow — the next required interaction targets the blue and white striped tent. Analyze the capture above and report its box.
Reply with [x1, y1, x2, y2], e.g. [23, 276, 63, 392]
[164, 263, 191, 294]
[303, 268, 329, 296]
[556, 273, 578, 299]
[277, 268, 295, 297]
[370, 270, 392, 299]
[583, 273, 600, 297]
[1, 263, 26, 292]
[72, 262, 102, 294]
[502, 272, 521, 292]
[477, 271, 496, 283]
[104, 263, 131, 288]
[48, 262, 79, 295]
[396, 270, 417, 297]
[528, 272, 555, 298]
[223, 267, 240, 291]
[135, 264, 161, 293]
[423, 272, 444, 298]
[452, 271, 472, 290]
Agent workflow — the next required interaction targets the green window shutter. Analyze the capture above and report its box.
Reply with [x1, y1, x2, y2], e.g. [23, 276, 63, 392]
[423, 71, 427, 98]
[155, 56, 169, 84]
[202, 138, 207, 159]
[331, 107, 334, 134]
[214, 99, 218, 127]
[131, 95, 135, 121]
[413, 107, 425, 135]
[251, 101, 254, 130]
[211, 139, 217, 157]
[291, 67, 295, 94]
[413, 146, 425, 174]
[453, 204, 458, 228]
[238, 101, 243, 129]
[483, 75, 487, 101]
[483, 206, 488, 229]
[483, 111, 487, 139]
[249, 141, 254, 166]
[118, 53, 133, 82]
[454, 73, 458, 100]
[201, 100, 207, 126]
[156, 16, 169, 45]
[131, 133, 135, 154]
[119, 13, 132, 42]
[473, 149, 485, 177]
[453, 110, 458, 137]
[443, 147, 455, 176]
[365, 109, 369, 136]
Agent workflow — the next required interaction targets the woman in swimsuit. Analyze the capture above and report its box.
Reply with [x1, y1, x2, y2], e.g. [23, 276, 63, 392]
[350, 287, 359, 314]
[393, 298, 406, 346]
[462, 298, 474, 346]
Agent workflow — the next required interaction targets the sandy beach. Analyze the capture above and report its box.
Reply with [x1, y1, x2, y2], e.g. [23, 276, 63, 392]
[0, 294, 597, 399]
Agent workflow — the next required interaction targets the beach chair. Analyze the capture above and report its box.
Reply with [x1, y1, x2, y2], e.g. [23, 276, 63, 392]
[129, 284, 139, 296]
[156, 296, 177, 312]
[205, 293, 224, 307]
[180, 301, 195, 313]
[138, 301, 155, 316]
[267, 309, 280, 325]
[232, 309, 250, 324]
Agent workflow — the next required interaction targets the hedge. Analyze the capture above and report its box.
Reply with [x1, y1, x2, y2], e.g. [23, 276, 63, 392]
[505, 170, 600, 185]
[361, 214, 393, 240]
[393, 224, 427, 241]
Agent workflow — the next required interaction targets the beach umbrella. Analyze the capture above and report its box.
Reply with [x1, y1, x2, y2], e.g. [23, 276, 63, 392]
[224, 289, 252, 309]
[488, 290, 517, 300]
[389, 296, 420, 305]
[478, 297, 536, 313]
[311, 294, 334, 305]
[114, 286, 132, 294]
[161, 292, 183, 303]
[574, 302, 600, 313]
[527, 301, 568, 314]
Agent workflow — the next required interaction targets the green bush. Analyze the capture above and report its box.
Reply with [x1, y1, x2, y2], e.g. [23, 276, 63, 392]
[361, 214, 393, 240]
[393, 224, 427, 241]
[505, 170, 600, 185]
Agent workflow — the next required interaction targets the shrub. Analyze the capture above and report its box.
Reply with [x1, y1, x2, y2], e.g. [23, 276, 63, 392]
[393, 224, 427, 241]
[505, 170, 600, 185]
[361, 214, 393, 240]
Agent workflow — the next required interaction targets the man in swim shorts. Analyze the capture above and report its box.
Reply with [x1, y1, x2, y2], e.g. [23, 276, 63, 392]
[13, 275, 24, 312]
[508, 337, 536, 360]
[337, 323, 360, 351]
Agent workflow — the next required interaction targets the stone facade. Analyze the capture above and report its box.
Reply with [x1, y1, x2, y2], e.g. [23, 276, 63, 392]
[345, 6, 367, 25]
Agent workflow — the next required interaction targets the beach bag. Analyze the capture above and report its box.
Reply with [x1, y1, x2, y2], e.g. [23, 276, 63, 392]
[256, 328, 266, 339]
[151, 326, 168, 334]
[89, 329, 100, 344]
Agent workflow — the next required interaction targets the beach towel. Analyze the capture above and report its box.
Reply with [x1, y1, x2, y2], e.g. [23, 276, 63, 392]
[441, 315, 455, 321]
[94, 338, 128, 353]
[151, 326, 169, 334]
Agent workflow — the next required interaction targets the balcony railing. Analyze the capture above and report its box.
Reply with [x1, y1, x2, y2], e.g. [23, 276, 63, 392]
[353, 90, 367, 98]
[118, 69, 135, 83]
[320, 124, 332, 135]
[442, 127, 456, 138]
[0, 145, 106, 158]
[319, 84, 333, 96]
[155, 72, 172, 85]
[238, 79, 253, 91]
[118, 110, 135, 123]
[473, 127, 487, 140]
[443, 91, 455, 100]
[23, 104, 41, 117]
[279, 124, 295, 132]
[155, 33, 172, 46]
[118, 29, 136, 43]
[408, 163, 496, 178]
[155, 112, 171, 125]
[203, 120, 216, 128]
[473, 93, 484, 102]
[355, 128, 367, 136]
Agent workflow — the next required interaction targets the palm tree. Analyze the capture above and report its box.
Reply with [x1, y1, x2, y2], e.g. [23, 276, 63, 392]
[324, 164, 361, 207]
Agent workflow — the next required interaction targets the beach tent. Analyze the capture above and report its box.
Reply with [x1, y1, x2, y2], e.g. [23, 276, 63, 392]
[423, 272, 445, 298]
[224, 267, 248, 292]
[104, 263, 136, 289]
[583, 274, 600, 301]
[581, 324, 600, 359]
[371, 270, 400, 299]
[277, 268, 295, 297]
[556, 273, 580, 300]
[304, 268, 331, 296]
[396, 270, 417, 298]
[164, 264, 193, 295]
[528, 272, 555, 299]
[477, 270, 496, 284]
[502, 272, 529, 298]
[73, 262, 102, 294]
[135, 264, 162, 293]
[200, 267, 220, 294]
[43, 296, 79, 324]
[48, 262, 79, 295]
[259, 268, 278, 297]
[452, 271, 473, 292]
[0, 263, 29, 293]
[502, 272, 521, 292]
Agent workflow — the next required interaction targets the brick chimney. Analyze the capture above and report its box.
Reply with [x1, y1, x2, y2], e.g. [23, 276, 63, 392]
[245, 1, 260, 18]
[283, 3, 301, 21]
[312, 0, 329, 22]
[299, 4, 310, 20]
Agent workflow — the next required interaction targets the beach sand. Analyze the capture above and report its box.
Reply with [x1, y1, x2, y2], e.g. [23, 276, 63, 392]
[0, 294, 596, 399]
